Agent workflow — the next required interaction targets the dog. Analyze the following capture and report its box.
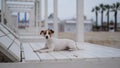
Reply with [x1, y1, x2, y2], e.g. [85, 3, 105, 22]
[34, 29, 79, 53]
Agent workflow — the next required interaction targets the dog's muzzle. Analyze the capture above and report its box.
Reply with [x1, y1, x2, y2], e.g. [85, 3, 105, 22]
[46, 36, 48, 39]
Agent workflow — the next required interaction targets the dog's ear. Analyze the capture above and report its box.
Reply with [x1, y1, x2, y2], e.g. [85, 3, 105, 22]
[50, 29, 54, 34]
[40, 30, 44, 35]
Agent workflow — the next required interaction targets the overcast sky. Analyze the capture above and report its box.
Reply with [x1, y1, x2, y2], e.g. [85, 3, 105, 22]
[0, 0, 120, 25]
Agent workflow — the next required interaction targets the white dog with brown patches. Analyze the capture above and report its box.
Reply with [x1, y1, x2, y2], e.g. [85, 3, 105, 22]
[34, 29, 79, 53]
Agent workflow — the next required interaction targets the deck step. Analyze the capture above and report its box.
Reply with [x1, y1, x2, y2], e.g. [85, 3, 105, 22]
[20, 36, 45, 42]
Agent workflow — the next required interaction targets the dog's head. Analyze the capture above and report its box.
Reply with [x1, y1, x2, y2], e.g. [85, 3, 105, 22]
[40, 29, 54, 39]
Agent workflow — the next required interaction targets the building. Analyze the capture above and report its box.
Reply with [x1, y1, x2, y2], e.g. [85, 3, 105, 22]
[42, 14, 93, 32]
[64, 18, 93, 32]
[109, 21, 120, 31]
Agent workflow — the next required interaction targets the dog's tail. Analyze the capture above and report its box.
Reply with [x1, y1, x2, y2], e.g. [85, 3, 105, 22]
[75, 42, 80, 50]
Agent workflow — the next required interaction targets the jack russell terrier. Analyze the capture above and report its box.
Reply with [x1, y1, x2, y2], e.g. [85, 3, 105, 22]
[34, 29, 79, 53]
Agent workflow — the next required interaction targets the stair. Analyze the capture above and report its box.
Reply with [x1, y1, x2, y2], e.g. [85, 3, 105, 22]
[20, 35, 45, 42]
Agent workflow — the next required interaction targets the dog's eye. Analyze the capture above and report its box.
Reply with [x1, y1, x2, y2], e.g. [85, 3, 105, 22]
[44, 32, 46, 35]
[48, 32, 51, 34]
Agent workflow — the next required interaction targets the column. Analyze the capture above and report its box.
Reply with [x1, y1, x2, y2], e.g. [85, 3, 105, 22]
[35, 0, 39, 27]
[5, 5, 10, 26]
[30, 5, 35, 27]
[36, 1, 38, 27]
[24, 12, 27, 22]
[34, 1, 37, 27]
[76, 0, 84, 42]
[44, 0, 48, 29]
[18, 12, 20, 23]
[53, 0, 58, 38]
[16, 12, 20, 33]
[7, 10, 12, 28]
[29, 11, 34, 27]
[1, 0, 5, 24]
[16, 12, 20, 29]
[38, 0, 41, 27]
[24, 12, 27, 27]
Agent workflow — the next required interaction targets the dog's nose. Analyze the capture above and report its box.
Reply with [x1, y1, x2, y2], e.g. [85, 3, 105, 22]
[46, 36, 48, 39]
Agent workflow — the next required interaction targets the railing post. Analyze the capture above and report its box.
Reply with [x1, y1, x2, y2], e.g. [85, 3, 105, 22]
[20, 42, 23, 62]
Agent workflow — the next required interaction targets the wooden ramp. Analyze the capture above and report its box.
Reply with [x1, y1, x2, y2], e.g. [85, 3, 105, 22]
[0, 24, 21, 62]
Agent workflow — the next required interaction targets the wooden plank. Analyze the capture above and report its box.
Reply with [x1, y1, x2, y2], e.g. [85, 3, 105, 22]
[71, 50, 97, 59]
[81, 43, 112, 58]
[38, 52, 56, 62]
[7, 34, 15, 40]
[76, 42, 93, 50]
[78, 43, 120, 58]
[84, 43, 120, 56]
[0, 36, 13, 49]
[30, 43, 45, 50]
[14, 38, 21, 46]
[22, 43, 40, 62]
[0, 31, 6, 37]
[49, 51, 70, 61]
[8, 42, 20, 61]
[67, 43, 120, 59]
[83, 42, 120, 51]
[46, 46, 95, 61]
[58, 51, 78, 61]
[30, 43, 56, 62]
[86, 43, 120, 53]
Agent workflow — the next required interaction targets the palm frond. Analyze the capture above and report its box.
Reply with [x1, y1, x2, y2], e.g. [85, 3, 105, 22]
[95, 6, 100, 11]
[105, 4, 110, 9]
[100, 4, 104, 8]
[112, 3, 116, 9]
[116, 2, 120, 8]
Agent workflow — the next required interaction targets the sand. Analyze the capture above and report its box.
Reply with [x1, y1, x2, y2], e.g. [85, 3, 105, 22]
[58, 32, 120, 49]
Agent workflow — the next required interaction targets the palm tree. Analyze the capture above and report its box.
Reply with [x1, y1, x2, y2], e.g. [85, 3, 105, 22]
[92, 6, 100, 31]
[111, 2, 120, 31]
[99, 4, 106, 31]
[104, 4, 111, 31]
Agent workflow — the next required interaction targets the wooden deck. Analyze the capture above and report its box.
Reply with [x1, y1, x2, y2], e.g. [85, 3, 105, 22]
[22, 42, 120, 62]
[1, 24, 120, 68]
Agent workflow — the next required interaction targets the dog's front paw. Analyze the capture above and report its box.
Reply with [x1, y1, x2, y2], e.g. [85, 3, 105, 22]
[38, 50, 46, 53]
[33, 50, 37, 52]
[33, 50, 39, 52]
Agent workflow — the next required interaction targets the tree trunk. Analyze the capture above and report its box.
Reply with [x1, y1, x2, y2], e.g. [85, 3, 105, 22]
[114, 12, 117, 31]
[107, 10, 109, 31]
[96, 12, 98, 31]
[101, 12, 103, 31]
